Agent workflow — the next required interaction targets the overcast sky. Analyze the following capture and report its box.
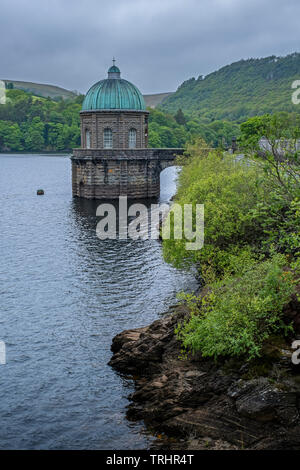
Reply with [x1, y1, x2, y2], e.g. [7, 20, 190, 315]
[1, 0, 300, 94]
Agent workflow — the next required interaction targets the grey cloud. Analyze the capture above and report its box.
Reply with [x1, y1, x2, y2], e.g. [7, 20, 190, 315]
[1, 0, 300, 94]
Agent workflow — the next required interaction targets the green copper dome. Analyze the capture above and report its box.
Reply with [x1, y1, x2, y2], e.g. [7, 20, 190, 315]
[108, 65, 121, 74]
[82, 63, 146, 112]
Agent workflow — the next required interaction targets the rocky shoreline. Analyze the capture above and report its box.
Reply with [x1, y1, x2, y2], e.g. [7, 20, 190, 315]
[109, 295, 300, 450]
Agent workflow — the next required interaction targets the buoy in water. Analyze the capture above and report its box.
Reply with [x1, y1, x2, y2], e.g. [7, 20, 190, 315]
[37, 189, 44, 195]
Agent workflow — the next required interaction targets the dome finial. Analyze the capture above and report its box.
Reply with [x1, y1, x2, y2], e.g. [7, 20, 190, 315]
[108, 59, 121, 79]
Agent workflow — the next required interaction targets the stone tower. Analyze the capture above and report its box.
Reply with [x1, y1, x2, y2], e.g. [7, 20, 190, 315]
[80, 62, 149, 150]
[71, 62, 183, 199]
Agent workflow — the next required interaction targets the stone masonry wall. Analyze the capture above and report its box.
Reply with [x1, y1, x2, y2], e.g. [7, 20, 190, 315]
[74, 108, 181, 199]
[71, 148, 184, 199]
[80, 110, 149, 149]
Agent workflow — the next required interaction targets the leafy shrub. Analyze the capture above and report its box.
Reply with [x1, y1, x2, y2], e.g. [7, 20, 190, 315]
[162, 114, 299, 362]
[163, 132, 300, 277]
[175, 255, 295, 359]
[240, 112, 300, 257]
[162, 141, 264, 275]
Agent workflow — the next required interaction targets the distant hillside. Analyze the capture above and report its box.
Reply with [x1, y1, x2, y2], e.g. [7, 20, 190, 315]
[160, 53, 300, 122]
[0, 86, 193, 152]
[2, 80, 77, 101]
[144, 92, 173, 108]
[1, 79, 173, 107]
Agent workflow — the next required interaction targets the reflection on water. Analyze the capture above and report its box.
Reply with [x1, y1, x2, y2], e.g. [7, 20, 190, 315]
[0, 155, 197, 449]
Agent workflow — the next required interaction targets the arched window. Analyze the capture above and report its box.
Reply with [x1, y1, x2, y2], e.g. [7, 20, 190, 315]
[85, 129, 91, 149]
[104, 128, 113, 149]
[79, 180, 84, 197]
[129, 128, 137, 148]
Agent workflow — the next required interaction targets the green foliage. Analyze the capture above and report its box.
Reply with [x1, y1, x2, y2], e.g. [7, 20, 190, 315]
[185, 118, 239, 148]
[163, 141, 263, 274]
[163, 124, 300, 274]
[23, 116, 44, 151]
[240, 112, 300, 257]
[161, 53, 300, 122]
[0, 89, 82, 152]
[0, 86, 240, 152]
[147, 108, 238, 149]
[0, 121, 23, 151]
[148, 127, 162, 147]
[176, 255, 295, 359]
[148, 108, 188, 148]
[174, 108, 187, 125]
[163, 120, 299, 360]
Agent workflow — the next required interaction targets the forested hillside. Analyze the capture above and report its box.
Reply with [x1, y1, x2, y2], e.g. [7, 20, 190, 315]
[2, 80, 77, 101]
[0, 89, 238, 152]
[2, 79, 172, 107]
[160, 53, 300, 122]
[0, 89, 83, 152]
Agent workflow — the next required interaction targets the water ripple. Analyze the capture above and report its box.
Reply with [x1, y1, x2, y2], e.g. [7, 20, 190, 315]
[0, 154, 197, 449]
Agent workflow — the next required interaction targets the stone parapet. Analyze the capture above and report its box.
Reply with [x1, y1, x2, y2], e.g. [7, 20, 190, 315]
[72, 148, 184, 161]
[71, 148, 184, 199]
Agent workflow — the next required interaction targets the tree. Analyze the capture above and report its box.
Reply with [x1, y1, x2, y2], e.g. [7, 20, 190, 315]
[148, 128, 162, 148]
[24, 117, 45, 151]
[0, 121, 23, 151]
[239, 112, 300, 256]
[239, 112, 300, 200]
[174, 108, 186, 126]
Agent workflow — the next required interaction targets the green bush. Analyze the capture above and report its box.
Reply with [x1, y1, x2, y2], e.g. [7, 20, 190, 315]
[163, 127, 299, 360]
[162, 141, 264, 275]
[176, 255, 295, 359]
[163, 133, 300, 276]
[240, 113, 300, 258]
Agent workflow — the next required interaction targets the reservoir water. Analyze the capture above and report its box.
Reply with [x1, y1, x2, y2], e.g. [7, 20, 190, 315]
[0, 154, 197, 449]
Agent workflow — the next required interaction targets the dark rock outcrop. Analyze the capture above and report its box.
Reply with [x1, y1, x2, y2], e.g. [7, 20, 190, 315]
[109, 302, 300, 450]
